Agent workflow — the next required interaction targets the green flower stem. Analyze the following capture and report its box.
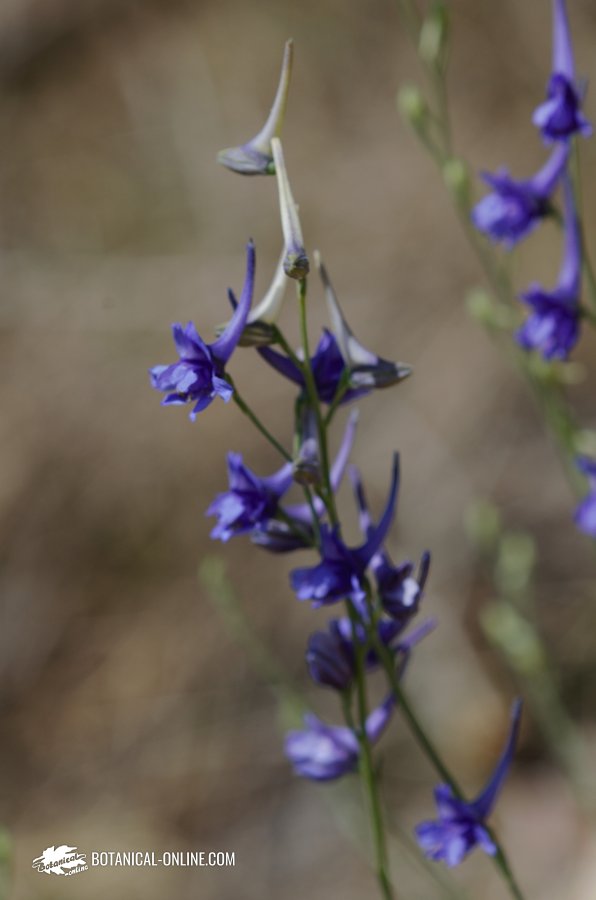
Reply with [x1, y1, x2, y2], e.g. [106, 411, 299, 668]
[296, 278, 339, 527]
[368, 626, 526, 900]
[570, 138, 596, 315]
[295, 276, 394, 899]
[324, 370, 352, 426]
[347, 604, 395, 900]
[230, 379, 292, 462]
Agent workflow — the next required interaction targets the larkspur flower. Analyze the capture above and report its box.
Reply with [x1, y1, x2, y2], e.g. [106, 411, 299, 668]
[415, 699, 522, 867]
[285, 694, 394, 781]
[218, 40, 293, 175]
[533, 0, 592, 143]
[150, 241, 255, 419]
[251, 410, 359, 552]
[207, 456, 294, 542]
[517, 173, 581, 360]
[574, 456, 596, 538]
[221, 249, 289, 348]
[306, 616, 435, 691]
[272, 137, 309, 279]
[258, 329, 362, 406]
[471, 143, 568, 247]
[351, 465, 430, 624]
[290, 454, 399, 607]
[315, 251, 412, 390]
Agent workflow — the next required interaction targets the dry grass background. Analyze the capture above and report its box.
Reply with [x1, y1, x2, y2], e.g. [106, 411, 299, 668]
[1, 0, 596, 897]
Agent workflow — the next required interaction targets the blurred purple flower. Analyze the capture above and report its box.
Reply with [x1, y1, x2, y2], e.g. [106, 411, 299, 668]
[471, 143, 568, 247]
[533, 0, 592, 143]
[285, 694, 394, 781]
[517, 174, 581, 359]
[150, 242, 255, 419]
[316, 251, 412, 391]
[290, 454, 399, 607]
[574, 456, 596, 538]
[207, 456, 293, 542]
[306, 616, 435, 691]
[415, 700, 522, 867]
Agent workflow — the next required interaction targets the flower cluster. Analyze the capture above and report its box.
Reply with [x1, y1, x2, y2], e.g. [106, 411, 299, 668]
[472, 0, 591, 361]
[149, 38, 522, 883]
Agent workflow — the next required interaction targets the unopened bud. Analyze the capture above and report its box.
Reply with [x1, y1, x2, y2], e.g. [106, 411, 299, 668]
[419, 2, 450, 70]
[397, 84, 428, 131]
[443, 157, 470, 207]
[466, 287, 511, 330]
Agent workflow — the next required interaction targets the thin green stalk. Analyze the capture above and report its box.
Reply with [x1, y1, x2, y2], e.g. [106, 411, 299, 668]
[347, 605, 395, 900]
[294, 276, 394, 898]
[230, 379, 292, 462]
[296, 278, 338, 527]
[369, 627, 526, 900]
[570, 138, 596, 315]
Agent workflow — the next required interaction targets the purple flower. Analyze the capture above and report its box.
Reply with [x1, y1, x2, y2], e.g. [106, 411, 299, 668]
[306, 616, 435, 691]
[285, 695, 394, 781]
[471, 143, 568, 247]
[316, 251, 412, 391]
[574, 456, 596, 538]
[533, 0, 592, 143]
[517, 174, 581, 360]
[290, 454, 399, 607]
[218, 41, 293, 175]
[150, 242, 255, 419]
[259, 329, 362, 406]
[252, 410, 359, 552]
[306, 624, 354, 691]
[207, 456, 294, 542]
[351, 465, 430, 624]
[415, 700, 522, 867]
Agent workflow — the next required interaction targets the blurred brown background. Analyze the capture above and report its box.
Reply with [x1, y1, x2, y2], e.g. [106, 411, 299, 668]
[1, 0, 596, 897]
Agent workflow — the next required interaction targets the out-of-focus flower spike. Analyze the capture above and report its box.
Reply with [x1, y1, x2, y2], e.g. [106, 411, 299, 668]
[574, 456, 596, 538]
[217, 40, 294, 175]
[472, 143, 569, 247]
[533, 0, 592, 143]
[558, 172, 581, 297]
[271, 137, 309, 279]
[315, 251, 412, 389]
[517, 173, 582, 359]
[552, 0, 575, 83]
